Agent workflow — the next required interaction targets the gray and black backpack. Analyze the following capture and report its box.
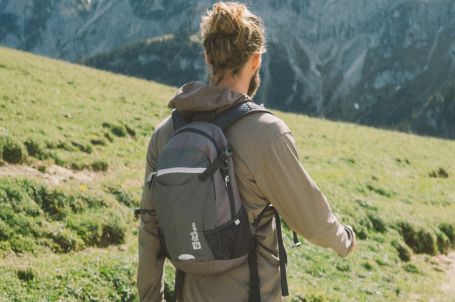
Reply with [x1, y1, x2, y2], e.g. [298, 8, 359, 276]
[135, 101, 300, 302]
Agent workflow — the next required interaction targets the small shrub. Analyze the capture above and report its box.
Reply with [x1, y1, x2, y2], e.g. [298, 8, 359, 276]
[48, 152, 66, 166]
[10, 235, 36, 253]
[90, 137, 107, 146]
[24, 138, 48, 159]
[100, 218, 126, 246]
[68, 212, 125, 248]
[375, 258, 389, 266]
[439, 223, 455, 247]
[68, 218, 103, 246]
[395, 158, 411, 165]
[111, 125, 127, 137]
[353, 224, 368, 240]
[91, 160, 108, 172]
[50, 228, 84, 253]
[291, 294, 327, 302]
[102, 122, 112, 128]
[335, 262, 351, 272]
[103, 122, 127, 137]
[0, 159, 5, 167]
[38, 165, 47, 173]
[39, 190, 68, 219]
[403, 263, 419, 274]
[56, 141, 75, 151]
[108, 187, 136, 208]
[355, 199, 378, 212]
[71, 141, 93, 154]
[79, 194, 106, 209]
[0, 218, 13, 240]
[367, 184, 396, 198]
[125, 124, 136, 137]
[45, 141, 57, 149]
[0, 241, 11, 251]
[1, 136, 27, 164]
[416, 229, 438, 255]
[70, 161, 89, 171]
[362, 261, 374, 271]
[392, 240, 412, 262]
[343, 158, 355, 164]
[436, 230, 450, 254]
[17, 268, 34, 282]
[366, 184, 395, 198]
[104, 132, 114, 142]
[367, 213, 386, 233]
[429, 167, 449, 178]
[398, 222, 437, 255]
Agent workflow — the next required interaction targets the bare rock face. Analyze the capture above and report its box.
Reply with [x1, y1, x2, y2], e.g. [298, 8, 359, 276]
[1, 0, 454, 138]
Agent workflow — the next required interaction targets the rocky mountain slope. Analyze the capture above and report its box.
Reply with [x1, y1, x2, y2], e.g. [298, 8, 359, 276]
[1, 0, 454, 138]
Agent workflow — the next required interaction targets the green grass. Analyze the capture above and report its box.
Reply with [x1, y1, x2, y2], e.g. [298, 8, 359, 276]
[1, 46, 455, 301]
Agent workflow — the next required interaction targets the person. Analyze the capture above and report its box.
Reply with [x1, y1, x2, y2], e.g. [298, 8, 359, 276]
[137, 2, 356, 301]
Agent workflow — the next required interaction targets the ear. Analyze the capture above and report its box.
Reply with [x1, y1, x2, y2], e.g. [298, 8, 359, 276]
[251, 52, 261, 71]
[204, 51, 211, 65]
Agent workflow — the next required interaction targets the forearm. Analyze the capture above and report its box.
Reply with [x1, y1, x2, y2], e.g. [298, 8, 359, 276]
[137, 219, 165, 301]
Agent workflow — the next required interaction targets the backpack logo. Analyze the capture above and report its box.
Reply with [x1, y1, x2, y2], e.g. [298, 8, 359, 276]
[191, 222, 201, 250]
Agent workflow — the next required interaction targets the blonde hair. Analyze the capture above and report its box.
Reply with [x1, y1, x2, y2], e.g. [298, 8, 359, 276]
[200, 2, 266, 85]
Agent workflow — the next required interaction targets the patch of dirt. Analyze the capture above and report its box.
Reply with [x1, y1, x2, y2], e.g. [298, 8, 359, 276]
[0, 164, 95, 185]
[438, 252, 455, 296]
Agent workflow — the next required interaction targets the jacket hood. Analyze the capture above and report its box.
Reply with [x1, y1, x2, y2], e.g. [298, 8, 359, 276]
[168, 81, 251, 113]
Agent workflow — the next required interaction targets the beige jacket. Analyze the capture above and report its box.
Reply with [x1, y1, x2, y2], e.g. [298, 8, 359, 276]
[137, 81, 354, 302]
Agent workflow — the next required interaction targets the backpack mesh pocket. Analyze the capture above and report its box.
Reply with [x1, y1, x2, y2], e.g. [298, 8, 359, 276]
[203, 206, 252, 260]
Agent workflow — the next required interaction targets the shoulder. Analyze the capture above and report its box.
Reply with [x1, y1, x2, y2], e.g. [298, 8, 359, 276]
[152, 115, 173, 143]
[146, 115, 173, 164]
[228, 112, 291, 141]
[226, 111, 292, 148]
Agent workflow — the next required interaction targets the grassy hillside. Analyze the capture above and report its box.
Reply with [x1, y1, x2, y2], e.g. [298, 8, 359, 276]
[1, 46, 455, 302]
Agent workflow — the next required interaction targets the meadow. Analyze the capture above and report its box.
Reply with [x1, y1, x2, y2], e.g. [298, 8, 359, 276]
[0, 46, 454, 301]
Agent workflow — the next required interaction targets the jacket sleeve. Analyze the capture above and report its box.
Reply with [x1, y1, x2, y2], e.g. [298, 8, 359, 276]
[137, 132, 165, 302]
[254, 132, 354, 257]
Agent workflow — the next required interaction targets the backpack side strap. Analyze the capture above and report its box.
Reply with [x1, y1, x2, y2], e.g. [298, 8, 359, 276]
[214, 102, 272, 130]
[252, 205, 301, 298]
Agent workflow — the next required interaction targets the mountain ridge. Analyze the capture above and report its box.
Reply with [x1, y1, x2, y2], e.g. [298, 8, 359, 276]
[0, 0, 454, 139]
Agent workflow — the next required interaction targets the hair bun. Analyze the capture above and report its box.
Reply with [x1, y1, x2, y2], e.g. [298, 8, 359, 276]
[200, 1, 265, 83]
[208, 2, 245, 36]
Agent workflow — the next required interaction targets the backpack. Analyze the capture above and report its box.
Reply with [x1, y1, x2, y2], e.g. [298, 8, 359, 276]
[135, 101, 300, 302]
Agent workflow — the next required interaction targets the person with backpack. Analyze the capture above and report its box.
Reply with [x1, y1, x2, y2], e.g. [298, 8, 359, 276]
[136, 2, 356, 301]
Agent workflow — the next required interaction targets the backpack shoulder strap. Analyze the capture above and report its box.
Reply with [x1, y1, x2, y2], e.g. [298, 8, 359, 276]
[171, 109, 187, 131]
[214, 101, 272, 130]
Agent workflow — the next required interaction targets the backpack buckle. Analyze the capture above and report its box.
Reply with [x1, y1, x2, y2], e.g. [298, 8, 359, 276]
[220, 147, 232, 162]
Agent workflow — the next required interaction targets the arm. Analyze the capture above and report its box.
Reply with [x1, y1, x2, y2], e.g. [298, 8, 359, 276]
[137, 133, 165, 302]
[254, 132, 355, 257]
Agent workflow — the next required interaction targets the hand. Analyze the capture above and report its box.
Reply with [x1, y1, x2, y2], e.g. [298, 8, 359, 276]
[345, 225, 357, 254]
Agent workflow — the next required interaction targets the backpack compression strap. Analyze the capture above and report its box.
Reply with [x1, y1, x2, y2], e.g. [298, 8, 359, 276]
[252, 205, 301, 299]
[213, 101, 271, 130]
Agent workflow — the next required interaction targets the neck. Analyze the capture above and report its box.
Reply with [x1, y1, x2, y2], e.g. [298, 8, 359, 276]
[213, 74, 249, 95]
